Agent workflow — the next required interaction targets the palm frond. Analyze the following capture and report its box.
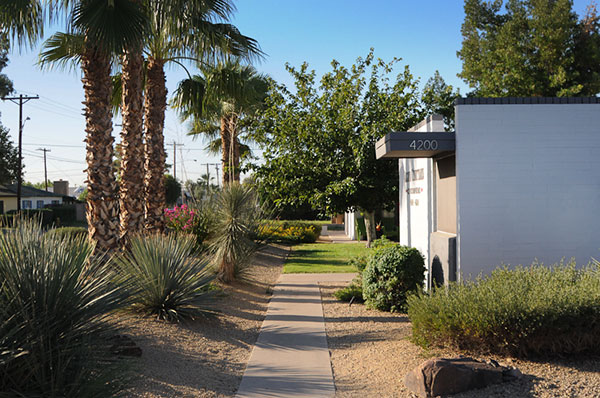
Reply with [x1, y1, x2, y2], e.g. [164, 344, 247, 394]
[0, 0, 44, 48]
[38, 32, 85, 72]
[71, 0, 150, 54]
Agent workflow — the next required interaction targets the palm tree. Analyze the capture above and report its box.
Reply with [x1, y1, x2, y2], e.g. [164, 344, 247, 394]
[37, 1, 148, 252]
[173, 60, 268, 186]
[142, 0, 262, 232]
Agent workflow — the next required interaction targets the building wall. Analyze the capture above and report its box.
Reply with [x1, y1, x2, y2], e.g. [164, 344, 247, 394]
[0, 197, 17, 213]
[455, 103, 600, 278]
[20, 196, 63, 209]
[344, 211, 356, 240]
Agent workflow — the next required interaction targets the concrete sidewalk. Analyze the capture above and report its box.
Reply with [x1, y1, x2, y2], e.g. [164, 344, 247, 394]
[318, 226, 356, 244]
[235, 273, 356, 398]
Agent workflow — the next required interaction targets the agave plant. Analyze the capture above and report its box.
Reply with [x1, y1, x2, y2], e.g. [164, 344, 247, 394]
[0, 218, 128, 397]
[209, 183, 266, 283]
[114, 233, 216, 322]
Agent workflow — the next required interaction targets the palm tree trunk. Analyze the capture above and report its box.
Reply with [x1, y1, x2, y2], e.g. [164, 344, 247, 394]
[119, 50, 145, 241]
[230, 114, 240, 183]
[143, 56, 167, 232]
[81, 42, 119, 252]
[221, 116, 231, 186]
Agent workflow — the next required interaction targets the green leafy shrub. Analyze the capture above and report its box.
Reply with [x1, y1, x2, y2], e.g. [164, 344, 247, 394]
[45, 226, 88, 240]
[258, 220, 320, 243]
[210, 183, 266, 282]
[165, 203, 214, 250]
[407, 261, 600, 357]
[0, 218, 128, 396]
[334, 279, 364, 303]
[7, 208, 53, 226]
[48, 204, 77, 224]
[362, 245, 425, 312]
[114, 233, 215, 322]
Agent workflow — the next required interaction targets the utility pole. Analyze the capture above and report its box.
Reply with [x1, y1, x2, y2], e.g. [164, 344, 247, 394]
[2, 94, 39, 211]
[166, 141, 184, 180]
[37, 148, 51, 191]
[215, 164, 220, 188]
[206, 163, 210, 194]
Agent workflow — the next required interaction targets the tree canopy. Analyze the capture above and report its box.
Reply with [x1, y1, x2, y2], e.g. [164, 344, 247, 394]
[458, 0, 600, 97]
[252, 51, 457, 244]
[0, 36, 18, 187]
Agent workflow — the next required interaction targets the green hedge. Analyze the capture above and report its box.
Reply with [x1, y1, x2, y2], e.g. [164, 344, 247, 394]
[45, 226, 88, 240]
[258, 221, 322, 243]
[362, 245, 425, 312]
[407, 262, 600, 357]
[6, 209, 53, 226]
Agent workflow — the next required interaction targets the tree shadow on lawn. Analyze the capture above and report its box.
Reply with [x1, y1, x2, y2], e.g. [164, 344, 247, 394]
[286, 258, 350, 266]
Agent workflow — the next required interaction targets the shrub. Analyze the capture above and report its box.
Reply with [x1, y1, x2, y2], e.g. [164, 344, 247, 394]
[407, 261, 600, 357]
[258, 221, 320, 243]
[334, 279, 364, 303]
[209, 183, 266, 283]
[0, 218, 128, 396]
[45, 226, 88, 240]
[362, 245, 425, 312]
[48, 204, 77, 224]
[165, 203, 214, 249]
[114, 233, 216, 322]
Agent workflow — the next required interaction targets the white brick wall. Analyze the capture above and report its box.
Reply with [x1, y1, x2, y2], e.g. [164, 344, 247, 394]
[455, 104, 600, 279]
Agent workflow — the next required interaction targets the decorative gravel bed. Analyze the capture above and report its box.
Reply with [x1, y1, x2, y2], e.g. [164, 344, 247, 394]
[114, 244, 288, 398]
[320, 283, 600, 398]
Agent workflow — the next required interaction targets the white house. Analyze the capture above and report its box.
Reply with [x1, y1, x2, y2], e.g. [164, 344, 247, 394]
[376, 98, 600, 289]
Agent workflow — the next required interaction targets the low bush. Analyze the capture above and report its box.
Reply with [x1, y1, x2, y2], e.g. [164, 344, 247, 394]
[114, 233, 216, 322]
[7, 209, 53, 226]
[45, 226, 88, 240]
[407, 262, 600, 357]
[259, 221, 320, 243]
[48, 204, 77, 224]
[165, 203, 214, 250]
[362, 245, 425, 312]
[0, 218, 128, 396]
[334, 279, 364, 303]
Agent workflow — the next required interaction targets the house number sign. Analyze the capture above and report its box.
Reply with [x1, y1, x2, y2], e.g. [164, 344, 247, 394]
[409, 139, 438, 151]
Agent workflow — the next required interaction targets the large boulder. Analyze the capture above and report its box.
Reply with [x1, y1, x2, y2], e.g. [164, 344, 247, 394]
[404, 357, 521, 397]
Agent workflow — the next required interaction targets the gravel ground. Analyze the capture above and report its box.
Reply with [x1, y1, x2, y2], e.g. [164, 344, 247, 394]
[320, 283, 600, 398]
[114, 244, 288, 398]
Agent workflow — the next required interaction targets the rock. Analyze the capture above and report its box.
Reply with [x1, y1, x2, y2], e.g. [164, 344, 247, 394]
[109, 334, 143, 357]
[405, 357, 518, 397]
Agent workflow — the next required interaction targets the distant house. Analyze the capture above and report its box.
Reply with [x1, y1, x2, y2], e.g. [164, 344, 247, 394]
[0, 184, 65, 213]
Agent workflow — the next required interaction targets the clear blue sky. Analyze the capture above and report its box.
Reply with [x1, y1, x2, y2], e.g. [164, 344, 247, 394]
[0, 0, 592, 186]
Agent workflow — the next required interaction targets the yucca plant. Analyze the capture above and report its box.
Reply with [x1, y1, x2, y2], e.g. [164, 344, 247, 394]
[209, 183, 265, 283]
[114, 233, 216, 322]
[0, 218, 129, 397]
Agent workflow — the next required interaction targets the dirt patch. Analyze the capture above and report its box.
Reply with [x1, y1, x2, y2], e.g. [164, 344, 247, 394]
[114, 244, 288, 398]
[320, 283, 600, 398]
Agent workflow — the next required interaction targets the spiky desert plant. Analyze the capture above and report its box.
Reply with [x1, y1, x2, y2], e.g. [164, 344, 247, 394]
[114, 233, 216, 322]
[209, 183, 264, 283]
[0, 218, 128, 397]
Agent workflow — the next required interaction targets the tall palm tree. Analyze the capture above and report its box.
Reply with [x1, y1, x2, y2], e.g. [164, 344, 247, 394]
[37, 0, 148, 252]
[173, 60, 268, 186]
[142, 0, 262, 232]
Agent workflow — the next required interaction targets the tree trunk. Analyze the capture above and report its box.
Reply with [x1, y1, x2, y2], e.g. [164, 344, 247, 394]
[119, 50, 145, 242]
[143, 57, 167, 232]
[220, 116, 231, 186]
[363, 210, 376, 248]
[81, 43, 119, 252]
[230, 115, 240, 183]
[220, 114, 240, 186]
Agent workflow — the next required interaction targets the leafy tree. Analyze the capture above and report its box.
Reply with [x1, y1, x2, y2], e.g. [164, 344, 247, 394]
[0, 35, 17, 186]
[164, 174, 181, 206]
[458, 0, 600, 96]
[0, 33, 13, 97]
[0, 125, 19, 186]
[253, 51, 444, 246]
[421, 71, 460, 131]
[24, 180, 53, 190]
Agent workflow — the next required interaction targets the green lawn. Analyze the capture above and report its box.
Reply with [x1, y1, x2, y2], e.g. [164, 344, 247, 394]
[283, 242, 369, 273]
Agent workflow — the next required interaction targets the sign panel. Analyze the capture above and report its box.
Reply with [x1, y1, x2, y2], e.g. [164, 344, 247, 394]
[375, 132, 455, 159]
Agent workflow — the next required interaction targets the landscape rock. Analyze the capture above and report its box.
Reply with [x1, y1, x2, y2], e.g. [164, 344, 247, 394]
[404, 357, 521, 397]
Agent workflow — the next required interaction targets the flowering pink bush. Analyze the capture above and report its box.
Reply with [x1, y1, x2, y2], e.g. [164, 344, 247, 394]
[164, 204, 197, 232]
